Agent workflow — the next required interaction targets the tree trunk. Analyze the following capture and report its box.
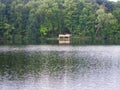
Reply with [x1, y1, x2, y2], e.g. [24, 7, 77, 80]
[96, 22, 102, 39]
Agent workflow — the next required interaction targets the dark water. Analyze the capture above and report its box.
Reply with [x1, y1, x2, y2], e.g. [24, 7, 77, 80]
[0, 45, 120, 90]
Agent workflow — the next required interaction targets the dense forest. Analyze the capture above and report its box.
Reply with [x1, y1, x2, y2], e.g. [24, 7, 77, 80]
[0, 0, 120, 44]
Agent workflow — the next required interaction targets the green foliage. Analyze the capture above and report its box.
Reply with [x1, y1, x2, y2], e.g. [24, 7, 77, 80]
[0, 0, 120, 44]
[95, 6, 118, 39]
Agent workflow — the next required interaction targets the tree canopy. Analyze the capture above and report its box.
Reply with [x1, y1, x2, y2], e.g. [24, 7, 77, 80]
[0, 0, 120, 44]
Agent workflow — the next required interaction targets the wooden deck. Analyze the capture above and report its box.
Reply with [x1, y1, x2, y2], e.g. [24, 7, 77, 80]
[58, 34, 71, 44]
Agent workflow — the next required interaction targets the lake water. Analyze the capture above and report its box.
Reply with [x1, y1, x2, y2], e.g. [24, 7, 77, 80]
[0, 45, 120, 90]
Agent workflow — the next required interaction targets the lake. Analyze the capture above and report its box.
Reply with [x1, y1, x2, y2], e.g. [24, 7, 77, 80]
[0, 45, 120, 90]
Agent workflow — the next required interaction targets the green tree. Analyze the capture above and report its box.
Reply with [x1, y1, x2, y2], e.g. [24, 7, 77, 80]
[96, 7, 117, 39]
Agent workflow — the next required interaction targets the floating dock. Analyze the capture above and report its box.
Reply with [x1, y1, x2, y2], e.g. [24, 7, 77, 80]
[58, 34, 71, 44]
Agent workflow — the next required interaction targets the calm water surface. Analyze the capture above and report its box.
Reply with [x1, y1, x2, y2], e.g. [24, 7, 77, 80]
[0, 45, 120, 90]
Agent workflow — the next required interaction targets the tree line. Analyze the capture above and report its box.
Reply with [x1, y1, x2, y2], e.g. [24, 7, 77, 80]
[0, 0, 120, 44]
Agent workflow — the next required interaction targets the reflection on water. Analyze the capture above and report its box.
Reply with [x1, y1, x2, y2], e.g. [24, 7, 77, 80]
[0, 45, 120, 90]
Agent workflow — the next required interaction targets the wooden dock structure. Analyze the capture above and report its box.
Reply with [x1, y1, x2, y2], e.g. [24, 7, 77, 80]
[58, 34, 71, 44]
